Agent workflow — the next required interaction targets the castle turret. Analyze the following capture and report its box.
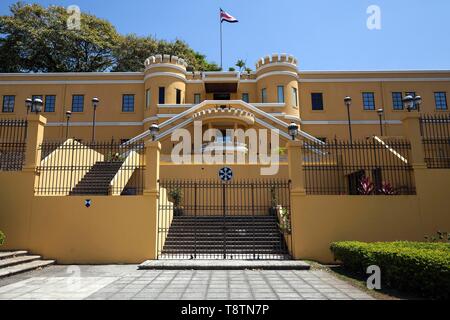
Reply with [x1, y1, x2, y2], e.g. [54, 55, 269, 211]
[255, 53, 300, 117]
[143, 55, 188, 125]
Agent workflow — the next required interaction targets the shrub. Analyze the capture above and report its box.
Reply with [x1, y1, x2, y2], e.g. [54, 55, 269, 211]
[330, 241, 450, 299]
[0, 231, 5, 246]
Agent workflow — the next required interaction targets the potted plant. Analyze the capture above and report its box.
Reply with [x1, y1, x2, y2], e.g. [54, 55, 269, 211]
[278, 208, 292, 235]
[169, 188, 184, 216]
[0, 231, 5, 247]
[269, 187, 278, 216]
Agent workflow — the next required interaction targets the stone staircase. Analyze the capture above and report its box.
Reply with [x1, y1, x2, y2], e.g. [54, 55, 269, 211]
[70, 161, 123, 195]
[161, 215, 290, 260]
[0, 251, 55, 278]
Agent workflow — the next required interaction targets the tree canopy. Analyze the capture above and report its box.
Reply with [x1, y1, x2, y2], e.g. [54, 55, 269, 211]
[0, 2, 220, 73]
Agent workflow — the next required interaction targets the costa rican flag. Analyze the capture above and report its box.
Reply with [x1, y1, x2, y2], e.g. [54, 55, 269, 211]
[220, 9, 238, 23]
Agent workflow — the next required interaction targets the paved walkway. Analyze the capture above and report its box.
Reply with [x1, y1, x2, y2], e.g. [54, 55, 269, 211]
[0, 265, 375, 300]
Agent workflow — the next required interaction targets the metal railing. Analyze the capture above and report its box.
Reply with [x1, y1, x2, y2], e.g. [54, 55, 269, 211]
[36, 140, 144, 196]
[0, 119, 27, 171]
[302, 138, 415, 195]
[157, 179, 292, 260]
[420, 114, 450, 169]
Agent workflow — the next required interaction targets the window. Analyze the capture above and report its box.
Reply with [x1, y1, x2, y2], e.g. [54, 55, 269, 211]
[176, 89, 182, 105]
[44, 95, 56, 112]
[71, 95, 84, 112]
[392, 92, 403, 110]
[158, 87, 165, 104]
[362, 92, 375, 110]
[435, 92, 448, 110]
[242, 93, 249, 103]
[146, 89, 151, 109]
[277, 86, 285, 103]
[122, 94, 135, 112]
[261, 88, 267, 103]
[292, 87, 298, 108]
[194, 94, 201, 104]
[2, 95, 15, 113]
[311, 93, 324, 111]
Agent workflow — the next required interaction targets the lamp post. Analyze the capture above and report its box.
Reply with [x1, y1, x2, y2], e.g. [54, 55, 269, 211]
[288, 122, 299, 141]
[377, 108, 384, 136]
[25, 98, 32, 114]
[149, 123, 160, 141]
[403, 94, 422, 112]
[65, 110, 72, 140]
[414, 95, 422, 112]
[32, 98, 43, 115]
[91, 97, 99, 141]
[344, 96, 353, 144]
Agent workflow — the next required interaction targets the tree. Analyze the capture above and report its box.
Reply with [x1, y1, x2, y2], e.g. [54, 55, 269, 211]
[0, 2, 119, 72]
[0, 2, 220, 72]
[113, 34, 158, 72]
[235, 59, 246, 72]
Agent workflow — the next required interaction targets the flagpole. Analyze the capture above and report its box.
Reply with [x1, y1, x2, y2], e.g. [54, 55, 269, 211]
[220, 10, 223, 70]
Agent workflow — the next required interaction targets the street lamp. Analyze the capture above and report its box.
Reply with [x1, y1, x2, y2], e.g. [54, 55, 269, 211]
[414, 95, 422, 112]
[377, 108, 384, 136]
[344, 96, 353, 143]
[288, 122, 299, 141]
[25, 98, 32, 114]
[32, 98, 43, 114]
[91, 97, 99, 141]
[65, 110, 72, 140]
[149, 123, 160, 141]
[402, 95, 413, 112]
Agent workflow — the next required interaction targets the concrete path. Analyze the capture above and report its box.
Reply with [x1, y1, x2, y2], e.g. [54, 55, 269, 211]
[0, 265, 375, 300]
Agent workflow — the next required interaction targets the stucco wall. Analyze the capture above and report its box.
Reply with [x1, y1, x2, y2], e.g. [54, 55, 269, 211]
[291, 169, 450, 263]
[0, 172, 156, 264]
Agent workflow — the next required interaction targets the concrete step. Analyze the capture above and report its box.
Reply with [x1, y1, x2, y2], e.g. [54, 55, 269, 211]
[0, 260, 55, 278]
[139, 260, 309, 270]
[0, 251, 28, 260]
[0, 255, 41, 268]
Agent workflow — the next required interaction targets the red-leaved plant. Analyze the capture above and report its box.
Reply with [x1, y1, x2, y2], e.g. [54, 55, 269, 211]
[379, 182, 397, 195]
[358, 176, 375, 195]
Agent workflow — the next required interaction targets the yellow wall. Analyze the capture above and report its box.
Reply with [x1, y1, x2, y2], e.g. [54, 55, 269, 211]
[291, 169, 450, 263]
[0, 172, 156, 264]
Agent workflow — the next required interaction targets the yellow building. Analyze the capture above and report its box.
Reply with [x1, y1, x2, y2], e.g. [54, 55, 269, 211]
[0, 53, 448, 147]
[1, 53, 450, 264]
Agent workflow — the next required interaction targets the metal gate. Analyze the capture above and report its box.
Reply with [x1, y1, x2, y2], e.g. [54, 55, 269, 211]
[157, 180, 292, 260]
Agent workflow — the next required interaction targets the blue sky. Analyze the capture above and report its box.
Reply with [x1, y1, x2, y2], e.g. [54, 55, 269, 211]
[1, 0, 450, 71]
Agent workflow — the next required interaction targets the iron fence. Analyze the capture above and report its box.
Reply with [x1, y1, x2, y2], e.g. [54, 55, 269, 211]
[157, 179, 292, 260]
[0, 119, 27, 171]
[36, 140, 145, 196]
[302, 138, 415, 195]
[420, 114, 450, 169]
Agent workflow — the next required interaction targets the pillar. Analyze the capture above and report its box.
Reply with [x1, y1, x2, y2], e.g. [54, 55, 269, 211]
[402, 113, 427, 197]
[144, 140, 161, 260]
[287, 141, 306, 260]
[23, 114, 47, 172]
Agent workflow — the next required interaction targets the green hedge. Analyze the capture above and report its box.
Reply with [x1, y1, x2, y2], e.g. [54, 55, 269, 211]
[330, 241, 450, 299]
[0, 231, 5, 246]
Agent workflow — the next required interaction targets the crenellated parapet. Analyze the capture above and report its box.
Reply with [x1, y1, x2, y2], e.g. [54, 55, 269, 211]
[255, 53, 298, 71]
[144, 54, 188, 70]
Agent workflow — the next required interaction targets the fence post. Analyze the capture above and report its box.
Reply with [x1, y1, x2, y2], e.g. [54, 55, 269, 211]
[402, 113, 427, 197]
[402, 113, 426, 167]
[287, 141, 306, 260]
[23, 114, 47, 172]
[144, 140, 161, 260]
